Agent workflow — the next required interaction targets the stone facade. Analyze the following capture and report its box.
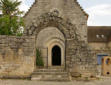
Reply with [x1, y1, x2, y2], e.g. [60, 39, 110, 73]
[24, 0, 97, 77]
[24, 0, 88, 42]
[0, 0, 98, 80]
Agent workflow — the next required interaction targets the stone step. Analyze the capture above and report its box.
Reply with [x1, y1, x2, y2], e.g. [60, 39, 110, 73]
[32, 72, 68, 75]
[32, 77, 70, 81]
[34, 69, 66, 72]
[31, 74, 70, 81]
[32, 74, 69, 77]
[31, 69, 70, 81]
[47, 66, 65, 69]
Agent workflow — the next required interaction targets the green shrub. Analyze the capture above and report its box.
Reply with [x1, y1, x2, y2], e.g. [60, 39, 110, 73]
[16, 32, 23, 36]
[36, 49, 44, 66]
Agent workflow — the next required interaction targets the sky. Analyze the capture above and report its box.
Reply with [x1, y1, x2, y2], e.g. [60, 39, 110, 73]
[19, 0, 111, 26]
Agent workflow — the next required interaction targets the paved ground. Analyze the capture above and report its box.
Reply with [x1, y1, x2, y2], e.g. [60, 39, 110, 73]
[0, 79, 111, 85]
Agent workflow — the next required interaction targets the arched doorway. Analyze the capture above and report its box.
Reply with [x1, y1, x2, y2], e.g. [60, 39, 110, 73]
[52, 45, 61, 66]
[47, 39, 65, 67]
[36, 27, 65, 67]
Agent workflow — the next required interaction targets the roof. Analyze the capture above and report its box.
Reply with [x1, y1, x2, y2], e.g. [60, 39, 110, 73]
[88, 26, 111, 43]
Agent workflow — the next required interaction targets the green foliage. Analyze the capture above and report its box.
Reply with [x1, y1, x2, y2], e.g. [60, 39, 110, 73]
[0, 0, 23, 16]
[16, 32, 23, 36]
[0, 0, 24, 35]
[0, 15, 24, 35]
[36, 49, 44, 66]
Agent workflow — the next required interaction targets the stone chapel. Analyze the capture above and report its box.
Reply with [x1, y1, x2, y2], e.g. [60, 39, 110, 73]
[0, 0, 98, 81]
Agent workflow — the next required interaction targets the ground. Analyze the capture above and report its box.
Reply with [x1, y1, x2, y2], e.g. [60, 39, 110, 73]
[0, 79, 111, 85]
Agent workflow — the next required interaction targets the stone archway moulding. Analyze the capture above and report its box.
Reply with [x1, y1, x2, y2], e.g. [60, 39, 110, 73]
[25, 10, 80, 41]
[47, 39, 65, 67]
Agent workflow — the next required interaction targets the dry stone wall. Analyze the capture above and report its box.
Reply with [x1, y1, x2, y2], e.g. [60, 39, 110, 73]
[0, 35, 35, 78]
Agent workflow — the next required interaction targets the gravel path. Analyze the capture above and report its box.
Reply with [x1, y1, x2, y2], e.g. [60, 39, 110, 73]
[0, 79, 111, 85]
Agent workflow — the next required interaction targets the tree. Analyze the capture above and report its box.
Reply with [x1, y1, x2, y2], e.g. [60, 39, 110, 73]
[0, 0, 24, 35]
[0, 0, 23, 16]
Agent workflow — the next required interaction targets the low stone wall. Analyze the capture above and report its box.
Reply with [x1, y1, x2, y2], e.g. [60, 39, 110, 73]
[0, 35, 35, 78]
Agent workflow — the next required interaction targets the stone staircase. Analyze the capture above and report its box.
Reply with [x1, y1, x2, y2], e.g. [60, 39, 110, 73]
[31, 69, 70, 81]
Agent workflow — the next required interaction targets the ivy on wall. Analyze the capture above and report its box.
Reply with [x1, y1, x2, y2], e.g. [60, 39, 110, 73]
[36, 49, 44, 66]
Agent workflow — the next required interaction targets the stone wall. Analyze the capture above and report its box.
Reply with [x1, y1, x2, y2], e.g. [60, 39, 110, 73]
[91, 50, 111, 77]
[0, 35, 35, 78]
[68, 41, 97, 77]
[88, 43, 108, 50]
[88, 42, 111, 77]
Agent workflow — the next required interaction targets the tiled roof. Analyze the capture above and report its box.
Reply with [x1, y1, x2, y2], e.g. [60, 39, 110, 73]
[88, 26, 111, 42]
